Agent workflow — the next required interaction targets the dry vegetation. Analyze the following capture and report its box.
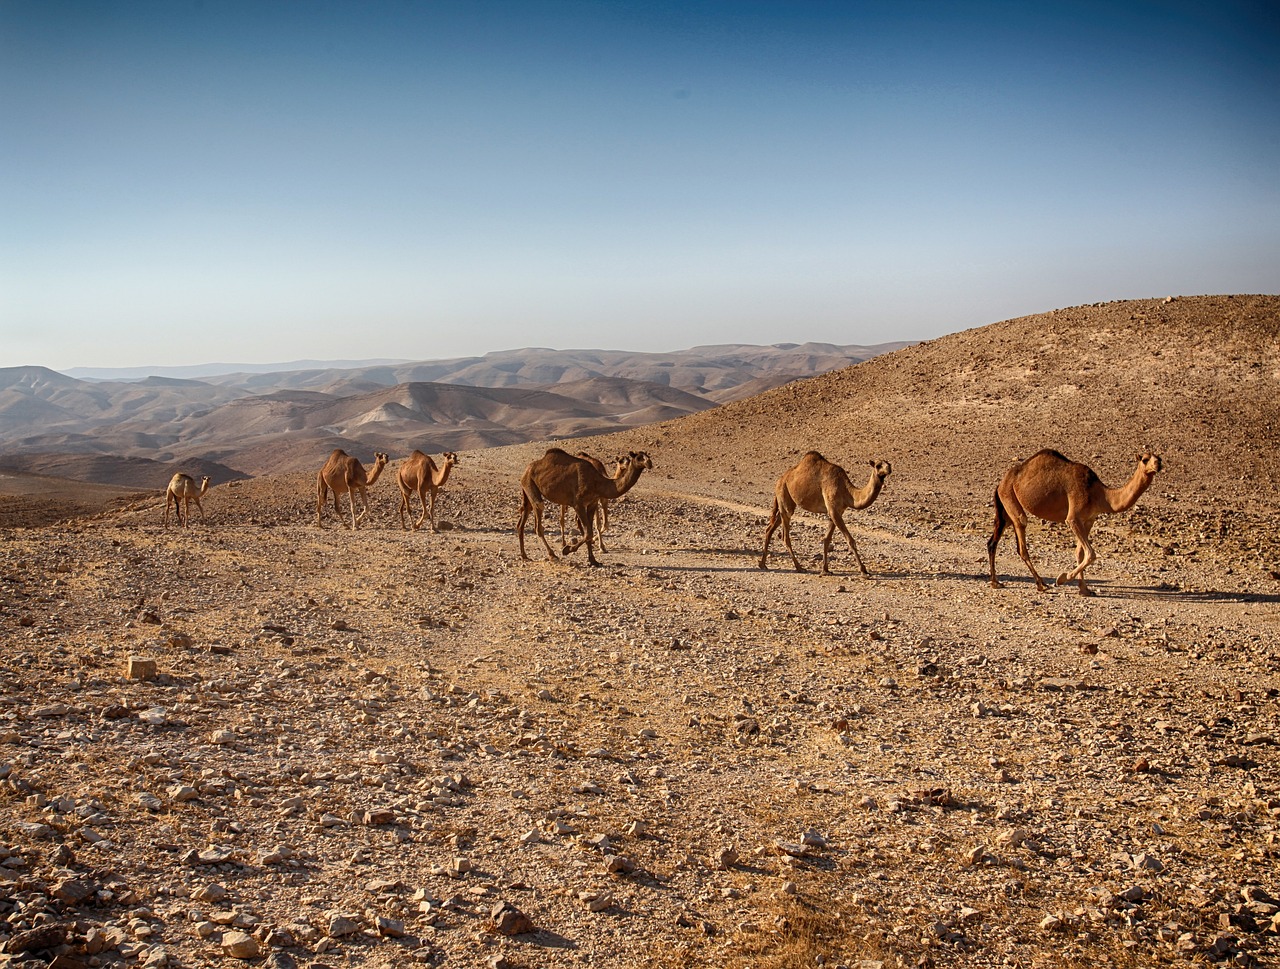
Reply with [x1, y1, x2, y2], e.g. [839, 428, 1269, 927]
[1, 296, 1278, 969]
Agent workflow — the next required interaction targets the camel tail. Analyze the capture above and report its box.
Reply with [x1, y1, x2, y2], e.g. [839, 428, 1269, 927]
[988, 487, 1008, 552]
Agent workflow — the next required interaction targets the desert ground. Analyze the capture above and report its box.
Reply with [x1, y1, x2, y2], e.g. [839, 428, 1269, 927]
[1, 296, 1278, 969]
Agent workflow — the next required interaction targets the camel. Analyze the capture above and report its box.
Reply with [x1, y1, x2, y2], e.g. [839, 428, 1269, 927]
[758, 451, 892, 575]
[316, 449, 389, 529]
[397, 450, 459, 532]
[987, 448, 1162, 596]
[163, 473, 210, 527]
[557, 452, 620, 552]
[518, 448, 654, 567]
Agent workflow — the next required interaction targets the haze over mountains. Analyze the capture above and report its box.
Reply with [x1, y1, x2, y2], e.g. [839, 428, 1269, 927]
[0, 341, 907, 487]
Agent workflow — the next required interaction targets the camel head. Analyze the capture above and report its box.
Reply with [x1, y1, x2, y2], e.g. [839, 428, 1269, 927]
[869, 459, 892, 482]
[443, 451, 459, 466]
[1135, 452, 1162, 477]
[199, 475, 211, 494]
[627, 450, 654, 471]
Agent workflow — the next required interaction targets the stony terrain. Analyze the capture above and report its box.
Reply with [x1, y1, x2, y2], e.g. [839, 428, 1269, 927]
[1, 296, 1278, 969]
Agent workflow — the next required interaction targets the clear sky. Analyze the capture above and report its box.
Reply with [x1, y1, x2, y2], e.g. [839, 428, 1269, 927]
[3, 1, 1277, 372]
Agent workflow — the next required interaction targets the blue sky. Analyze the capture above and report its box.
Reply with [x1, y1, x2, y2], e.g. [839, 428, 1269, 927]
[2, 1, 1277, 371]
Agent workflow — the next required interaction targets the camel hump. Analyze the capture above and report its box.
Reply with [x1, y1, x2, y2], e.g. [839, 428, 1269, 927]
[1032, 448, 1071, 464]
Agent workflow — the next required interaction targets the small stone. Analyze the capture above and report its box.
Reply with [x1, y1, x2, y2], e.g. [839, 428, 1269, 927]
[127, 657, 158, 681]
[52, 877, 96, 905]
[775, 841, 810, 858]
[605, 854, 636, 874]
[138, 793, 164, 812]
[3, 923, 67, 953]
[326, 915, 361, 938]
[210, 729, 236, 745]
[712, 846, 738, 870]
[221, 931, 262, 959]
[375, 916, 405, 938]
[579, 890, 614, 912]
[487, 901, 536, 936]
[193, 883, 229, 903]
[1132, 852, 1164, 872]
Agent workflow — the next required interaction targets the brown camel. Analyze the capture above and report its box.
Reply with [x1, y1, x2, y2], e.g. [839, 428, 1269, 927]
[987, 449, 1162, 596]
[557, 452, 620, 552]
[397, 450, 459, 532]
[759, 451, 892, 575]
[164, 473, 210, 527]
[518, 448, 654, 566]
[316, 449, 389, 529]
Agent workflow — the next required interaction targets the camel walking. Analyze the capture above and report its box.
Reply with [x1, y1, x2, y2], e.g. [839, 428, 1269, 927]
[987, 449, 1162, 596]
[518, 449, 653, 567]
[759, 451, 892, 575]
[397, 451, 459, 532]
[557, 452, 619, 552]
[164, 473, 210, 527]
[316, 449, 389, 529]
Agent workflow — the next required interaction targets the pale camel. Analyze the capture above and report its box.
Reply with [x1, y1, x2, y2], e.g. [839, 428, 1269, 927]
[164, 473, 210, 528]
[758, 451, 892, 575]
[316, 449, 389, 529]
[987, 449, 1162, 596]
[518, 448, 654, 567]
[557, 452, 619, 552]
[397, 450, 459, 532]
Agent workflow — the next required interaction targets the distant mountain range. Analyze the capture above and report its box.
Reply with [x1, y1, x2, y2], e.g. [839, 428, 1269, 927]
[1, 342, 910, 486]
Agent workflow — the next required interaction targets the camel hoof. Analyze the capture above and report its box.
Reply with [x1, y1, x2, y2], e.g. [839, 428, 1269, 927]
[757, 561, 768, 570]
[1035, 583, 1050, 593]
[1055, 573, 1071, 586]
[990, 580, 1004, 589]
[1078, 586, 1096, 597]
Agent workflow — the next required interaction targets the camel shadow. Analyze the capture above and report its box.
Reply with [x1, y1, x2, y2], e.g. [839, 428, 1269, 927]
[984, 576, 1280, 603]
[1101, 583, 1280, 604]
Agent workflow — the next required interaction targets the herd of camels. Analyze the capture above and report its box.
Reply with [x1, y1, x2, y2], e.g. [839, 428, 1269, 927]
[163, 444, 1163, 596]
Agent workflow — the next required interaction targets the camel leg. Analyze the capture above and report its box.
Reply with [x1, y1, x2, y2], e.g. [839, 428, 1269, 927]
[820, 520, 836, 575]
[779, 504, 805, 572]
[581, 504, 601, 567]
[519, 487, 557, 562]
[832, 514, 868, 575]
[597, 502, 609, 554]
[1056, 520, 1097, 596]
[164, 492, 173, 526]
[758, 500, 782, 569]
[193, 497, 205, 524]
[426, 487, 437, 533]
[533, 501, 558, 561]
[1009, 517, 1049, 592]
[345, 485, 359, 530]
[517, 495, 534, 560]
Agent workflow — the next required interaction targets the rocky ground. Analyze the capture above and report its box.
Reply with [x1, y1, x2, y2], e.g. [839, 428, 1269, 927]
[0, 442, 1277, 969]
[1, 296, 1277, 968]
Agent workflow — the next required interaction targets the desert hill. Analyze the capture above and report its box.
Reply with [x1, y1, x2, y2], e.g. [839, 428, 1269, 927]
[0, 342, 903, 486]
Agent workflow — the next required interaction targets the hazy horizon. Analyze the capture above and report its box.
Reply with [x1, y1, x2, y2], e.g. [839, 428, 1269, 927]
[4, 1, 1278, 371]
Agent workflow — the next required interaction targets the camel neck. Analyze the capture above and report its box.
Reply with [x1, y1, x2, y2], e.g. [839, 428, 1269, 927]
[1104, 465, 1153, 514]
[852, 471, 885, 510]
